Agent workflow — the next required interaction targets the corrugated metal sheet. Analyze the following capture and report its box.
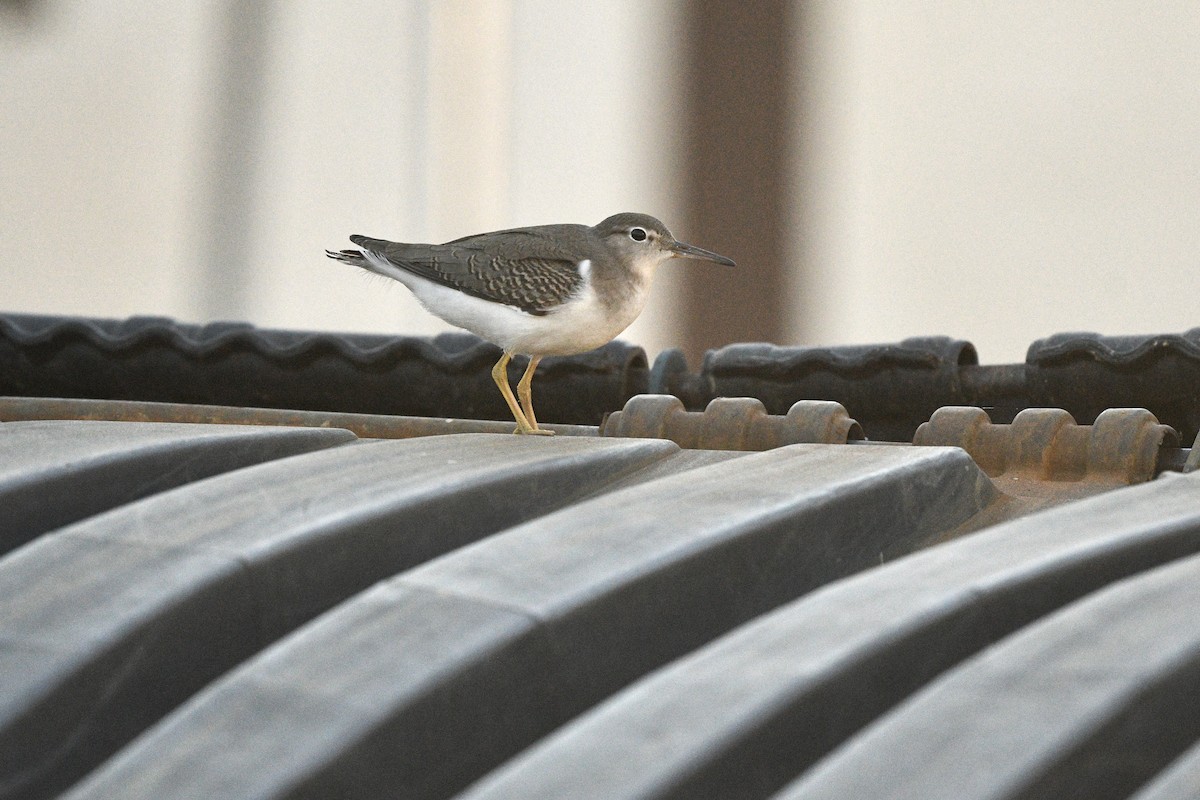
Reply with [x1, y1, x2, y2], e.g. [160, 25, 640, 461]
[461, 469, 1200, 800]
[0, 313, 644, 426]
[776, 549, 1200, 800]
[0, 420, 353, 553]
[2, 313, 1199, 800]
[6, 313, 1200, 440]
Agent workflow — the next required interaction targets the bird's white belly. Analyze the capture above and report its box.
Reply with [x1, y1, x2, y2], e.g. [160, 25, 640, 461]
[391, 270, 645, 356]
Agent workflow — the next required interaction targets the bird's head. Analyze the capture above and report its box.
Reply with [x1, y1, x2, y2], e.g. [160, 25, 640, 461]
[593, 213, 735, 278]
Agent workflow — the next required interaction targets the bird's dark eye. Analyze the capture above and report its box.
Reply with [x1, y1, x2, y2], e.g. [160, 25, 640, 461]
[630, 227, 648, 242]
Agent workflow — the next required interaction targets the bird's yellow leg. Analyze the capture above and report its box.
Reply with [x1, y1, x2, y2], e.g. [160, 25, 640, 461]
[517, 355, 553, 435]
[491, 352, 537, 434]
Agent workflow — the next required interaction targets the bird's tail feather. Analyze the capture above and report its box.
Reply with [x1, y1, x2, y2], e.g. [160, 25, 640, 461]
[325, 248, 367, 266]
[326, 242, 413, 285]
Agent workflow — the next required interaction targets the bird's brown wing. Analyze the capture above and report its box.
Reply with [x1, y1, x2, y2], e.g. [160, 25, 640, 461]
[350, 234, 586, 316]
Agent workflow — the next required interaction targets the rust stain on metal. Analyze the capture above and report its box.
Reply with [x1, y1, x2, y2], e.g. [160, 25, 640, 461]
[914, 406, 1179, 498]
[601, 395, 864, 450]
[3, 395, 1187, 499]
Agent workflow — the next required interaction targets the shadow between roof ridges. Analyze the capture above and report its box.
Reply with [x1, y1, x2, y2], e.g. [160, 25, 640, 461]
[457, 471, 1200, 800]
[1128, 735, 1200, 800]
[778, 549, 1200, 800]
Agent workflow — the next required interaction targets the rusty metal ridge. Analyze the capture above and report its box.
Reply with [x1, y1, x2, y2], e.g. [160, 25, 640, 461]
[915, 406, 1180, 486]
[602, 395, 865, 449]
[1, 396, 1188, 480]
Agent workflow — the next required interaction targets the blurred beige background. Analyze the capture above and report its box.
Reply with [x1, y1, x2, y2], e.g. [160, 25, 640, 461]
[2, 1, 1198, 364]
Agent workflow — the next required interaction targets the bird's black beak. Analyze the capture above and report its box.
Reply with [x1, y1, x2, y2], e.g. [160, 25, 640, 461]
[670, 240, 736, 267]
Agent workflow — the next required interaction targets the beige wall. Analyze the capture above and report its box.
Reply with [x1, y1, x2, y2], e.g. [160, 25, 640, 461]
[794, 1, 1200, 362]
[1, 3, 214, 320]
[3, 2, 1198, 365]
[2, 0, 686, 355]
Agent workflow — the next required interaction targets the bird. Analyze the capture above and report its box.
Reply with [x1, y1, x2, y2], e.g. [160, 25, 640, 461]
[326, 212, 735, 435]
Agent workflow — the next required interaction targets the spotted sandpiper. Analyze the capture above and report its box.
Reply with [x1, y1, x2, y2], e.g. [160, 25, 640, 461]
[326, 212, 735, 434]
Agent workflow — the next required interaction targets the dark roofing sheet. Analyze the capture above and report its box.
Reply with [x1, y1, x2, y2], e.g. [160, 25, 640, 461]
[9, 313, 1200, 440]
[1130, 739, 1200, 800]
[0, 407, 1194, 799]
[458, 470, 1200, 800]
[58, 442, 993, 800]
[0, 313, 646, 425]
[0, 434, 680, 799]
[779, 550, 1200, 800]
[0, 420, 353, 553]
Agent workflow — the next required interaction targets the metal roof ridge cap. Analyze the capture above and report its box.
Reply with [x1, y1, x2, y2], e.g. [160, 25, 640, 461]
[21, 434, 676, 553]
[0, 312, 508, 369]
[396, 443, 988, 613]
[1027, 330, 1200, 365]
[700, 339, 968, 374]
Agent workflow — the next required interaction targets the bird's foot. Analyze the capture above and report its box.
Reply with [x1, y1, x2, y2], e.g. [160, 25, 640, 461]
[514, 426, 556, 436]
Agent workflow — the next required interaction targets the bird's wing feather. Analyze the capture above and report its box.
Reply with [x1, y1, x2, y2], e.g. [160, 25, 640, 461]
[349, 234, 586, 315]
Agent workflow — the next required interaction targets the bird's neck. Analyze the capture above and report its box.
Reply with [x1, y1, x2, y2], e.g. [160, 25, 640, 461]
[591, 260, 653, 318]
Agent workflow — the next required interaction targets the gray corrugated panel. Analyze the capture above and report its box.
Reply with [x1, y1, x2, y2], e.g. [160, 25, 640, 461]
[0, 420, 356, 554]
[0, 434, 677, 800]
[63, 444, 996, 800]
[777, 551, 1200, 800]
[698, 338, 977, 441]
[1129, 740, 1200, 800]
[457, 471, 1200, 800]
[1026, 330, 1200, 442]
[0, 313, 648, 424]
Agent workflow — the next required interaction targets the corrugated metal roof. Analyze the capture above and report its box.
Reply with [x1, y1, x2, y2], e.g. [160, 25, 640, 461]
[2, 313, 1199, 799]
[0, 313, 645, 426]
[6, 313, 1200, 440]
[0, 420, 352, 553]
[461, 469, 1200, 799]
